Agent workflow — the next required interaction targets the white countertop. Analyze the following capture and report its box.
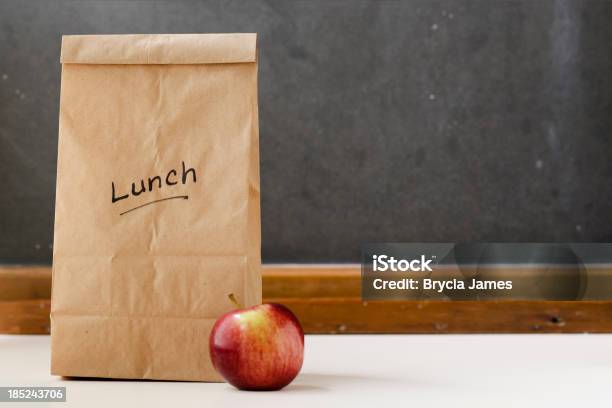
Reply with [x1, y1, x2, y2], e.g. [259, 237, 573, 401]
[1, 334, 611, 407]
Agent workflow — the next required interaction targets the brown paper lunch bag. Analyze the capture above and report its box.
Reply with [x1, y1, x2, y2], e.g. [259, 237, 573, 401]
[51, 34, 261, 381]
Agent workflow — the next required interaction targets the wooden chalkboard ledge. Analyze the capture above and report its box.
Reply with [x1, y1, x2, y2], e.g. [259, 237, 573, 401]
[2, 264, 612, 334]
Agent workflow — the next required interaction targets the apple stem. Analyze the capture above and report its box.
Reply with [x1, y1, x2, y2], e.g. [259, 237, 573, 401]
[228, 293, 242, 309]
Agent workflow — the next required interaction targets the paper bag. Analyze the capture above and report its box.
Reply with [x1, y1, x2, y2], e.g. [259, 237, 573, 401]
[51, 34, 261, 381]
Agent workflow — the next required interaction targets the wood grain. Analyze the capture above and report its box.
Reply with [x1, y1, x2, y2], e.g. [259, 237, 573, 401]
[0, 299, 50, 334]
[0, 266, 51, 300]
[2, 264, 612, 334]
[263, 264, 360, 298]
[274, 298, 612, 333]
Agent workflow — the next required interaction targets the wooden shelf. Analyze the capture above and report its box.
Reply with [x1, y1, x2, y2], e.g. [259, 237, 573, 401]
[2, 264, 612, 334]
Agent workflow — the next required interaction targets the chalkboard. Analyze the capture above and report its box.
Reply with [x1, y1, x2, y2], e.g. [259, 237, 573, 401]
[1, 0, 611, 263]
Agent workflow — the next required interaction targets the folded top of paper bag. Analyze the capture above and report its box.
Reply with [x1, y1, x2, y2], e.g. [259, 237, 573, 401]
[60, 33, 257, 65]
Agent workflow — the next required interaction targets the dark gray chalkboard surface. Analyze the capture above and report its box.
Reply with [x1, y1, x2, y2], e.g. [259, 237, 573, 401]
[1, 0, 611, 263]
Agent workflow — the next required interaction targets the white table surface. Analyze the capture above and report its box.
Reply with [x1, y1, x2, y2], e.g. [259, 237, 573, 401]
[1, 334, 611, 407]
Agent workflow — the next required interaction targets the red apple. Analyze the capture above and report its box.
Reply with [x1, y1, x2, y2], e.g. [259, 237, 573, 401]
[209, 296, 304, 391]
